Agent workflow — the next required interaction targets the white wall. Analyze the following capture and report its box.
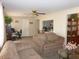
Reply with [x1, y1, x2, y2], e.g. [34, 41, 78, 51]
[0, 2, 5, 48]
[40, 7, 79, 44]
[11, 16, 39, 36]
[11, 17, 30, 36]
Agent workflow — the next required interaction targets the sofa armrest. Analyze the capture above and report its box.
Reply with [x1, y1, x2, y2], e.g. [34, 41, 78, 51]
[0, 41, 20, 59]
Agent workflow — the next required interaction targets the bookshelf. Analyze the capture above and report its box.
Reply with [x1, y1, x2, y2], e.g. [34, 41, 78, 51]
[67, 14, 79, 44]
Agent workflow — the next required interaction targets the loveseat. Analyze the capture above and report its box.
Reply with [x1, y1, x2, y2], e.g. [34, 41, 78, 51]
[0, 41, 43, 59]
[32, 32, 64, 56]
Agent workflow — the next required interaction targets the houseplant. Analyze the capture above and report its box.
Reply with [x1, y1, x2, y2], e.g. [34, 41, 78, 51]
[4, 16, 13, 40]
[4, 16, 12, 25]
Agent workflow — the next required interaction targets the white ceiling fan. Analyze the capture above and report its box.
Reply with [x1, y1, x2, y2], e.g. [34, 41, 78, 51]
[32, 10, 46, 16]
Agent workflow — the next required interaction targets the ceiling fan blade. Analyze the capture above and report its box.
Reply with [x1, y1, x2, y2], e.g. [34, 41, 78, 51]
[37, 13, 46, 15]
[32, 10, 46, 16]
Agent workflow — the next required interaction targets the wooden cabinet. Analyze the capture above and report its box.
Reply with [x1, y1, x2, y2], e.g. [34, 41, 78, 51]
[67, 14, 79, 44]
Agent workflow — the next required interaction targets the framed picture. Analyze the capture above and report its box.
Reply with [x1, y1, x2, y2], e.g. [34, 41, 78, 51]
[43, 20, 53, 32]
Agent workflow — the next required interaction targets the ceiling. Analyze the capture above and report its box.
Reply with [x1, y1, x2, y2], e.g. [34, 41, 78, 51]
[3, 0, 79, 13]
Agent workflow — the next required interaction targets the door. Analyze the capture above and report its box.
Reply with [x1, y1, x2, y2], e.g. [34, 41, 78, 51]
[29, 19, 39, 36]
[22, 19, 30, 36]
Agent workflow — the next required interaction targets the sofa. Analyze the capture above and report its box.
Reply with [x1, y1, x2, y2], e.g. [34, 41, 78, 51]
[32, 32, 64, 56]
[0, 41, 43, 59]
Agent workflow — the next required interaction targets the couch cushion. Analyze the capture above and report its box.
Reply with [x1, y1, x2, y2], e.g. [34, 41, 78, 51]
[0, 41, 20, 59]
[33, 34, 47, 46]
[14, 41, 32, 52]
[45, 32, 60, 42]
[18, 48, 43, 59]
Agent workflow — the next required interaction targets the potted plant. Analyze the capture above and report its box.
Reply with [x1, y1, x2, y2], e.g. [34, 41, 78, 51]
[4, 16, 12, 25]
[4, 16, 13, 40]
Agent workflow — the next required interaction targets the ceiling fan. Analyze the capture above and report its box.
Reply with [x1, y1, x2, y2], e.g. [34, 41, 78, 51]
[32, 10, 46, 16]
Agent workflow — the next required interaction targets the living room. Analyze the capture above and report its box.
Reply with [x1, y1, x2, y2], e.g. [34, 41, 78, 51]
[0, 0, 79, 59]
